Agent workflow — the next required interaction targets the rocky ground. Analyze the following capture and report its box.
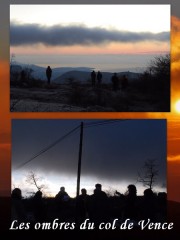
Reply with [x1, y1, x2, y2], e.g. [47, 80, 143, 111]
[10, 84, 163, 112]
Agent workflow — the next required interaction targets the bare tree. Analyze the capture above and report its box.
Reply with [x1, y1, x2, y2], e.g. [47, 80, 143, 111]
[137, 159, 159, 190]
[148, 54, 170, 79]
[25, 171, 47, 192]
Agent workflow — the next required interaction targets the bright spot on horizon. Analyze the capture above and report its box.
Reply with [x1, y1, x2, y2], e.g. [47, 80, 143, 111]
[175, 100, 180, 113]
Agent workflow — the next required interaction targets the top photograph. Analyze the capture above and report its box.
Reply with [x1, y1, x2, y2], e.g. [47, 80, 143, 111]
[10, 4, 170, 112]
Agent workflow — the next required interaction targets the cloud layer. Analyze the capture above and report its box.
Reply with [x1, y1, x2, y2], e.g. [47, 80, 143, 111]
[10, 23, 170, 46]
[12, 120, 167, 185]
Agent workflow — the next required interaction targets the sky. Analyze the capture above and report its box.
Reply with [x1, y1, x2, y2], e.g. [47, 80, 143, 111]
[12, 119, 167, 197]
[10, 4, 170, 71]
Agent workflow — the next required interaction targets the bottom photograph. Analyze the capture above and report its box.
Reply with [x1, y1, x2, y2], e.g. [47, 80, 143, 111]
[11, 119, 167, 229]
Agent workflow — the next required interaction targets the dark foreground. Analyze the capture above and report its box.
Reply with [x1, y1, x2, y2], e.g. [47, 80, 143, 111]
[1, 197, 180, 239]
[10, 81, 170, 112]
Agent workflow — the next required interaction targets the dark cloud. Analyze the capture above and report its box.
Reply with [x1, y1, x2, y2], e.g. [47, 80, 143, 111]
[10, 23, 170, 47]
[0, 0, 178, 62]
[12, 119, 167, 185]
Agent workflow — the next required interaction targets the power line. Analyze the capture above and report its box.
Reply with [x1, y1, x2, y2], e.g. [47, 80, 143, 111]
[84, 119, 128, 128]
[15, 120, 128, 170]
[15, 125, 80, 170]
[85, 119, 119, 126]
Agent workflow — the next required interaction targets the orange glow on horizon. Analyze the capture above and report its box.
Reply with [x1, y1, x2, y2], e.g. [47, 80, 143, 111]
[175, 100, 180, 113]
[10, 41, 169, 56]
[171, 16, 180, 70]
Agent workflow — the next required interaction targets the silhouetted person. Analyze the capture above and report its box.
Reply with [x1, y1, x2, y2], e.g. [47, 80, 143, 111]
[55, 187, 70, 220]
[11, 188, 27, 223]
[91, 70, 96, 87]
[76, 188, 89, 224]
[89, 183, 109, 226]
[140, 188, 158, 221]
[20, 70, 26, 81]
[123, 184, 139, 221]
[157, 192, 167, 221]
[46, 66, 52, 85]
[32, 190, 46, 222]
[111, 73, 119, 91]
[97, 71, 102, 86]
[55, 186, 70, 202]
[121, 75, 128, 90]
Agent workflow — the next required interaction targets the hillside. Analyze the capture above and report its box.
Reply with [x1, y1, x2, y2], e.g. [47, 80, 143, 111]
[11, 63, 141, 83]
[54, 70, 141, 84]
[11, 63, 93, 81]
[10, 62, 170, 112]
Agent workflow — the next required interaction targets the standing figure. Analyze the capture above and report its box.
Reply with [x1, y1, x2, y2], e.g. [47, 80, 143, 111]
[55, 186, 70, 220]
[11, 188, 27, 223]
[46, 66, 52, 85]
[32, 190, 46, 222]
[121, 75, 128, 90]
[97, 71, 102, 86]
[76, 188, 89, 224]
[20, 70, 26, 81]
[122, 184, 139, 221]
[91, 70, 96, 87]
[88, 183, 109, 226]
[111, 73, 119, 91]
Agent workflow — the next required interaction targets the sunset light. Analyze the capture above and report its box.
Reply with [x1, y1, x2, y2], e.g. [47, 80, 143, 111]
[10, 5, 170, 69]
[175, 100, 180, 113]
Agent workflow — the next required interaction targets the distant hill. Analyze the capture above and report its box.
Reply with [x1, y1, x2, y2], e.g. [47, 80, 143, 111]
[11, 62, 93, 81]
[54, 70, 141, 84]
[11, 62, 142, 83]
[11, 64, 22, 72]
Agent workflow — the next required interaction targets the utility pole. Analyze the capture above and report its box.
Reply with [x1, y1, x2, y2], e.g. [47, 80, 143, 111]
[76, 122, 84, 197]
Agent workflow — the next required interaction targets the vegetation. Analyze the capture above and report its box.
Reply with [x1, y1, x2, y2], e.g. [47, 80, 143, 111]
[137, 159, 159, 190]
[25, 171, 47, 193]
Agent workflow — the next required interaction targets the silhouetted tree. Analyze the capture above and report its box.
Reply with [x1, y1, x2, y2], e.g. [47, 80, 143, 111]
[137, 159, 159, 190]
[25, 171, 47, 192]
[148, 54, 170, 79]
[150, 54, 170, 98]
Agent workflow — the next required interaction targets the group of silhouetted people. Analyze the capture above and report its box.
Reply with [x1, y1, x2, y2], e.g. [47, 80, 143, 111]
[45, 67, 103, 87]
[90, 70, 129, 91]
[91, 70, 103, 87]
[46, 67, 129, 91]
[11, 183, 167, 228]
[19, 66, 129, 91]
[111, 73, 128, 91]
